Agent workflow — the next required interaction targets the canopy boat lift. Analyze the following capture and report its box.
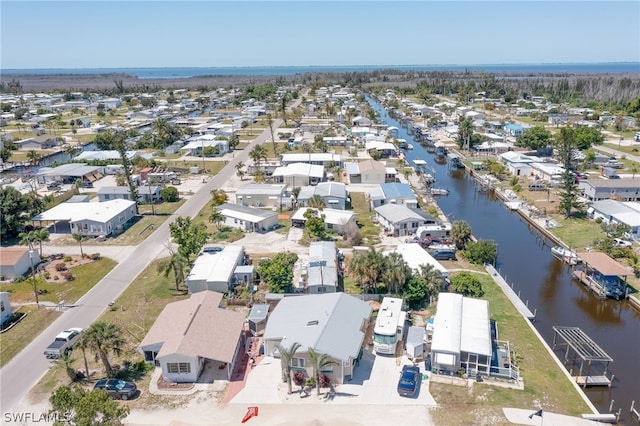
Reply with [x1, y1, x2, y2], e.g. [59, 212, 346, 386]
[552, 326, 613, 387]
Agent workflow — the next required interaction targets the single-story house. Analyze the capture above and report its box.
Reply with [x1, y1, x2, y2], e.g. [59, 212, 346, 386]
[364, 141, 397, 158]
[74, 150, 139, 162]
[0, 292, 13, 325]
[291, 207, 356, 235]
[588, 200, 640, 239]
[37, 163, 104, 185]
[235, 183, 287, 208]
[389, 243, 449, 278]
[579, 178, 640, 202]
[263, 292, 372, 384]
[14, 136, 59, 150]
[0, 247, 40, 280]
[215, 203, 279, 233]
[369, 183, 418, 209]
[431, 292, 492, 376]
[97, 186, 161, 203]
[504, 123, 525, 137]
[530, 162, 564, 184]
[139, 291, 245, 382]
[352, 115, 372, 127]
[298, 182, 348, 210]
[31, 199, 137, 236]
[280, 153, 341, 168]
[374, 204, 437, 237]
[344, 159, 393, 184]
[305, 241, 339, 294]
[180, 135, 229, 157]
[272, 163, 325, 187]
[185, 246, 246, 294]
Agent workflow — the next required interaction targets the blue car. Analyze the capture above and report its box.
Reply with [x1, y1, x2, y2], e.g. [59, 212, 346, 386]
[397, 365, 421, 397]
[93, 379, 137, 400]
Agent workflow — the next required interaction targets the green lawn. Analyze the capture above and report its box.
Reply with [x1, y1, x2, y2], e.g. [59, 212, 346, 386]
[548, 215, 606, 249]
[430, 272, 591, 424]
[602, 143, 640, 157]
[350, 192, 381, 246]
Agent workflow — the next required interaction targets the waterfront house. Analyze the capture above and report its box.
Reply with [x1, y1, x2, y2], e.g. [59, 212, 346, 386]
[588, 200, 640, 239]
[235, 183, 287, 208]
[369, 183, 418, 209]
[344, 159, 392, 184]
[0, 247, 40, 280]
[214, 203, 279, 233]
[291, 207, 356, 235]
[374, 204, 436, 237]
[297, 182, 348, 210]
[388, 243, 449, 278]
[579, 178, 640, 202]
[262, 292, 371, 384]
[139, 291, 245, 383]
[185, 246, 246, 294]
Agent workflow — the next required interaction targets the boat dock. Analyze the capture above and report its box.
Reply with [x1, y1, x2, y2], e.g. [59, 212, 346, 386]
[572, 270, 607, 300]
[485, 264, 536, 322]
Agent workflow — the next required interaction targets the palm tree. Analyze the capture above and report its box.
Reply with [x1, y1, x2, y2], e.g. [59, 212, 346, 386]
[77, 334, 91, 380]
[458, 118, 474, 151]
[451, 220, 472, 250]
[27, 150, 41, 166]
[249, 145, 267, 169]
[72, 233, 84, 258]
[403, 167, 414, 180]
[418, 264, 444, 301]
[307, 194, 326, 209]
[253, 168, 265, 183]
[209, 208, 224, 230]
[33, 228, 50, 257]
[383, 252, 410, 294]
[275, 341, 301, 395]
[157, 250, 188, 291]
[235, 161, 246, 181]
[307, 348, 337, 396]
[84, 321, 125, 377]
[18, 231, 36, 250]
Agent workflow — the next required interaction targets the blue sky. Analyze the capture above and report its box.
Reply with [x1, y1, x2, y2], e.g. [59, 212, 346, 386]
[1, 1, 639, 69]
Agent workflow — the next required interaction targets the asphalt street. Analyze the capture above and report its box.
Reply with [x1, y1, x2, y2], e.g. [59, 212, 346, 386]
[0, 118, 283, 415]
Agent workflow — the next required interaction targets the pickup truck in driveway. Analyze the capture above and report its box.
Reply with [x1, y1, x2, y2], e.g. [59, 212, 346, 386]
[44, 328, 83, 359]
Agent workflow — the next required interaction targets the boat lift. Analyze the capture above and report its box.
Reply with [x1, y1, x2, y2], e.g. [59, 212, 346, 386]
[552, 326, 614, 388]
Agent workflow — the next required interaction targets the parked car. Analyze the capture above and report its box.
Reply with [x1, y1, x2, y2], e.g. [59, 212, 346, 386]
[397, 365, 421, 397]
[93, 379, 137, 400]
[46, 183, 61, 191]
[613, 238, 632, 248]
[43, 328, 83, 359]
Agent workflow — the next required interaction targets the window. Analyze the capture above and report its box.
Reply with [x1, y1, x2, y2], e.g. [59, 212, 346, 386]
[291, 358, 305, 368]
[167, 362, 191, 374]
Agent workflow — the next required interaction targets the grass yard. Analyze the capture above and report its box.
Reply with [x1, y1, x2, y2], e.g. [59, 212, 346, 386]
[548, 215, 606, 249]
[349, 192, 381, 246]
[602, 143, 640, 157]
[0, 306, 61, 367]
[429, 272, 591, 425]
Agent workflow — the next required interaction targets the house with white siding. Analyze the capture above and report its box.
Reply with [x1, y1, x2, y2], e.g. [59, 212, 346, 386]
[215, 203, 279, 233]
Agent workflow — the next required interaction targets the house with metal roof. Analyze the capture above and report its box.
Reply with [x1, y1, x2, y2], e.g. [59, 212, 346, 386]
[280, 153, 341, 167]
[37, 163, 104, 185]
[215, 203, 279, 233]
[369, 183, 418, 209]
[431, 293, 492, 377]
[304, 241, 339, 294]
[185, 245, 246, 294]
[388, 243, 449, 278]
[272, 163, 325, 187]
[344, 159, 394, 184]
[263, 292, 372, 384]
[97, 185, 161, 203]
[139, 291, 245, 382]
[235, 183, 287, 208]
[298, 182, 348, 210]
[374, 204, 437, 237]
[579, 178, 640, 202]
[588, 200, 640, 239]
[291, 207, 356, 235]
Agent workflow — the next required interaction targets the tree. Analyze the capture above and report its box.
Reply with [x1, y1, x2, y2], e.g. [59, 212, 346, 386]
[160, 186, 179, 202]
[208, 208, 224, 230]
[169, 216, 208, 261]
[18, 230, 36, 250]
[450, 220, 472, 250]
[403, 167, 414, 180]
[228, 133, 240, 151]
[449, 272, 485, 297]
[303, 208, 326, 240]
[461, 240, 497, 265]
[348, 247, 384, 294]
[84, 321, 125, 377]
[94, 131, 137, 208]
[157, 250, 188, 292]
[1, 187, 41, 239]
[210, 189, 228, 207]
[458, 118, 474, 151]
[49, 384, 129, 426]
[235, 161, 246, 181]
[275, 341, 301, 394]
[257, 252, 298, 293]
[417, 263, 445, 299]
[27, 150, 41, 166]
[249, 144, 267, 169]
[307, 194, 326, 209]
[382, 252, 410, 294]
[33, 228, 50, 257]
[573, 126, 604, 150]
[0, 140, 16, 162]
[77, 334, 91, 381]
[266, 114, 278, 155]
[515, 126, 553, 153]
[554, 127, 581, 217]
[72, 233, 84, 258]
[307, 348, 337, 396]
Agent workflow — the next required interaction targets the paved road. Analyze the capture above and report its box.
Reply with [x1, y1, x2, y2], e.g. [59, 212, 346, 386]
[0, 118, 283, 415]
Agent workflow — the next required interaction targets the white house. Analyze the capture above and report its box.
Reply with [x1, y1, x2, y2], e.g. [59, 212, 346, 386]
[305, 241, 339, 294]
[588, 200, 640, 239]
[291, 207, 356, 235]
[0, 292, 13, 325]
[374, 204, 437, 237]
[215, 203, 279, 233]
[180, 135, 229, 157]
[272, 163, 325, 187]
[97, 186, 161, 203]
[579, 178, 640, 202]
[344, 159, 393, 184]
[263, 293, 372, 384]
[185, 246, 246, 294]
[298, 182, 348, 210]
[369, 183, 418, 209]
[139, 291, 245, 382]
[0, 247, 40, 280]
[389, 243, 449, 278]
[31, 199, 137, 236]
[280, 153, 341, 167]
[235, 184, 287, 208]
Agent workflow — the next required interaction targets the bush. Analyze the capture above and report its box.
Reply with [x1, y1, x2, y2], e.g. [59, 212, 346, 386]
[305, 376, 316, 388]
[62, 271, 74, 281]
[90, 253, 101, 260]
[319, 374, 331, 388]
[63, 256, 72, 262]
[12, 275, 24, 283]
[293, 371, 306, 387]
[56, 263, 67, 271]
[43, 271, 51, 279]
[160, 186, 179, 202]
[54, 275, 59, 281]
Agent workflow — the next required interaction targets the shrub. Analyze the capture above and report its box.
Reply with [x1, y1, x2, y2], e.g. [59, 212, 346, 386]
[319, 374, 331, 388]
[63, 256, 72, 262]
[56, 263, 67, 271]
[62, 271, 74, 281]
[43, 271, 51, 279]
[293, 371, 306, 387]
[90, 253, 101, 260]
[54, 275, 59, 281]
[12, 275, 24, 283]
[305, 376, 316, 388]
[160, 186, 179, 202]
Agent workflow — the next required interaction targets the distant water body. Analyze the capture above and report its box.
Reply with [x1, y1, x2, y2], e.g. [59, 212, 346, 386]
[3, 63, 639, 79]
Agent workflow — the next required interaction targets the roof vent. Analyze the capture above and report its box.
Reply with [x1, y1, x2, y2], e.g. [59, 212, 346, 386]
[306, 320, 319, 326]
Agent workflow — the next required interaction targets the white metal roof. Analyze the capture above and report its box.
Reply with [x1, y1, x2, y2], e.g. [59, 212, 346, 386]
[31, 199, 135, 224]
[431, 293, 462, 355]
[291, 207, 355, 225]
[461, 297, 492, 356]
[187, 245, 244, 283]
[272, 163, 325, 178]
[387, 243, 449, 278]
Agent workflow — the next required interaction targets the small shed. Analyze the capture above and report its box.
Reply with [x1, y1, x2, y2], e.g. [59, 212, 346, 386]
[406, 326, 426, 360]
[248, 304, 269, 336]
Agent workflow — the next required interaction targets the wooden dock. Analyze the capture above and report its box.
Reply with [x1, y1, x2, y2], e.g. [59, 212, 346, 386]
[485, 264, 536, 322]
[572, 270, 607, 300]
[574, 375, 612, 387]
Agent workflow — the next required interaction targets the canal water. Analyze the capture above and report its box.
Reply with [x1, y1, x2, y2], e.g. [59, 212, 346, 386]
[367, 96, 640, 421]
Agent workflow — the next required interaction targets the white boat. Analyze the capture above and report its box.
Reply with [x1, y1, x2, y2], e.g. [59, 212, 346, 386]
[551, 246, 579, 264]
[430, 188, 449, 196]
[407, 144, 414, 150]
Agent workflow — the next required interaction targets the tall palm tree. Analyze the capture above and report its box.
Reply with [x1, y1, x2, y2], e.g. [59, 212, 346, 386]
[33, 228, 50, 257]
[275, 341, 301, 395]
[458, 118, 474, 151]
[249, 145, 267, 169]
[27, 150, 41, 166]
[157, 251, 189, 292]
[307, 348, 337, 396]
[72, 233, 84, 258]
[18, 231, 36, 250]
[383, 252, 410, 294]
[235, 161, 246, 181]
[451, 220, 472, 250]
[84, 321, 125, 377]
[77, 334, 91, 380]
[418, 264, 444, 301]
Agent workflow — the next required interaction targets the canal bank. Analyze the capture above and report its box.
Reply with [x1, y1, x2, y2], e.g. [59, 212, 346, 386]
[366, 95, 640, 423]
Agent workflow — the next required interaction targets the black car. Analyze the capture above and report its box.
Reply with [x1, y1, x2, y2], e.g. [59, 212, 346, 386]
[93, 379, 137, 400]
[397, 365, 421, 397]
